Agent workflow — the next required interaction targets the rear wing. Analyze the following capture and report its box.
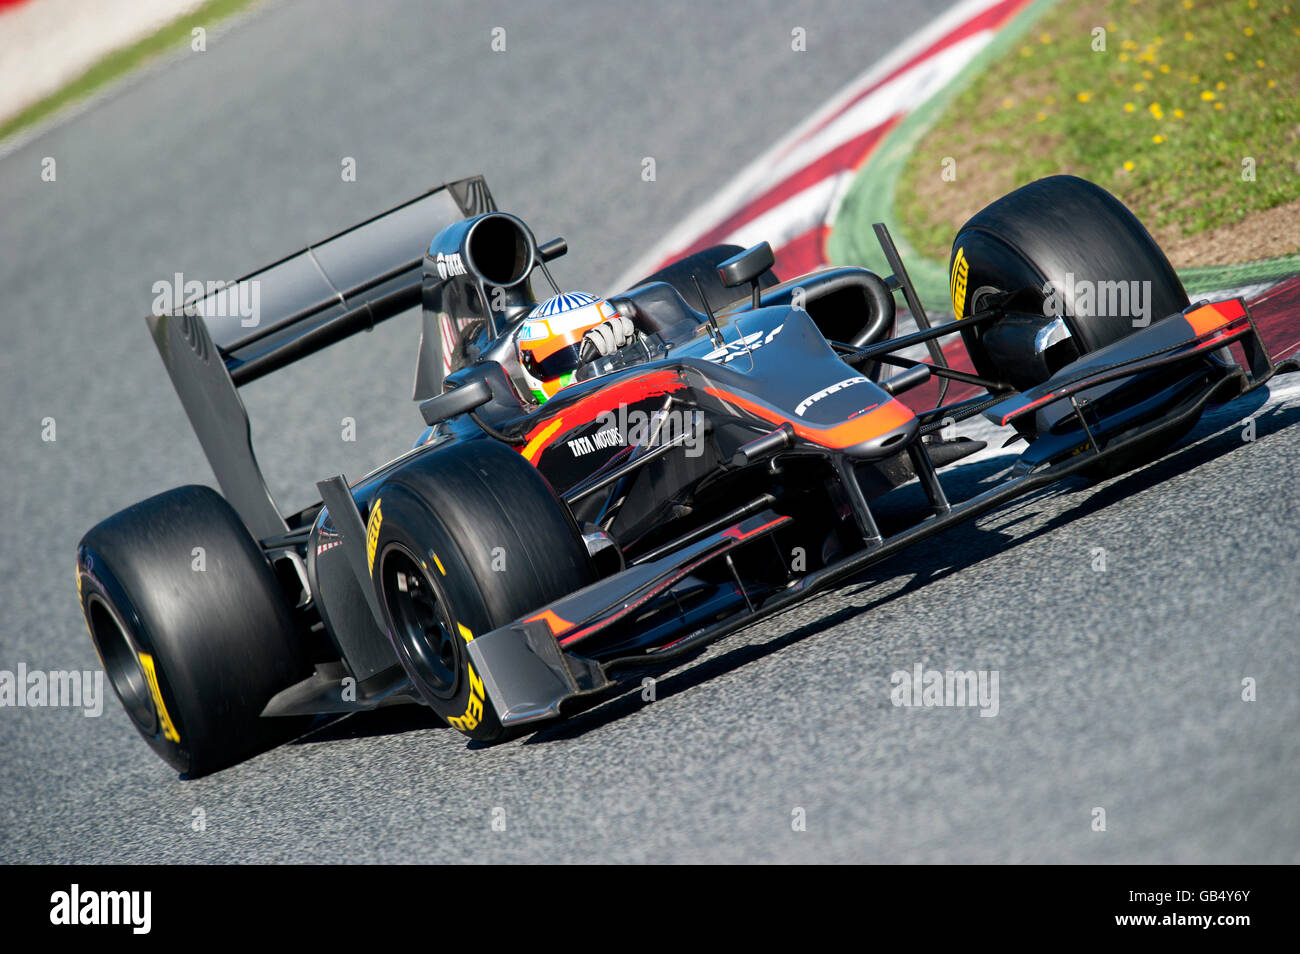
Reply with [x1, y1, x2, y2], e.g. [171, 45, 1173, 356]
[145, 176, 496, 541]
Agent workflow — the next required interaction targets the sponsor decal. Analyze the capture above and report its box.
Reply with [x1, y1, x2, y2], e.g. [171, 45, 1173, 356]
[446, 623, 486, 733]
[702, 323, 783, 364]
[518, 319, 548, 340]
[594, 404, 705, 457]
[433, 251, 468, 281]
[137, 652, 180, 742]
[566, 425, 625, 457]
[519, 369, 689, 463]
[365, 499, 383, 575]
[950, 246, 968, 318]
[795, 375, 871, 416]
[704, 385, 909, 450]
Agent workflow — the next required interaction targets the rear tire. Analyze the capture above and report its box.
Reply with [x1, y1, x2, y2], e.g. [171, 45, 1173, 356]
[77, 486, 311, 776]
[368, 440, 594, 742]
[635, 244, 779, 315]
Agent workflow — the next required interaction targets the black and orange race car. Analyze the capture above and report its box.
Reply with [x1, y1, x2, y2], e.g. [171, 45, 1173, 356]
[76, 174, 1294, 775]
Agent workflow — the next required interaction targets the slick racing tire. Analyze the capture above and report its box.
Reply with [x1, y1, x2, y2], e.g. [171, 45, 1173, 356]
[77, 486, 312, 776]
[950, 175, 1195, 477]
[951, 174, 1189, 392]
[367, 440, 594, 742]
[635, 244, 779, 316]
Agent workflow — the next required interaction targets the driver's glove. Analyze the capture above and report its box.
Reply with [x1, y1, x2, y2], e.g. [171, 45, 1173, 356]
[579, 316, 637, 362]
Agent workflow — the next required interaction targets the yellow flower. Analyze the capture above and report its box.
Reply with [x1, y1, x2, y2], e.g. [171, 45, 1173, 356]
[1243, 27, 1254, 36]
[1124, 102, 1136, 112]
[1248, 0, 1258, 8]
[1256, 59, 1265, 68]
[1183, 31, 1194, 41]
[1189, 74, 1200, 83]
[1039, 32, 1052, 44]
[1133, 82, 1146, 92]
[1268, 79, 1277, 88]
[1143, 69, 1154, 80]
[1119, 52, 1130, 62]
[1160, 64, 1171, 73]
[1201, 90, 1215, 100]
[1225, 52, 1236, 61]
[1077, 91, 1093, 103]
[1035, 112, 1047, 122]
[1173, 108, 1184, 118]
[1182, 0, 1193, 8]
[1002, 97, 1015, 109]
[1216, 80, 1226, 90]
[1152, 135, 1164, 144]
[1124, 160, 1136, 171]
[1214, 102, 1223, 110]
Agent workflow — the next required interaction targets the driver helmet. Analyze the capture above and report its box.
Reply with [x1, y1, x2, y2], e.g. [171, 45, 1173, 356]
[516, 291, 619, 402]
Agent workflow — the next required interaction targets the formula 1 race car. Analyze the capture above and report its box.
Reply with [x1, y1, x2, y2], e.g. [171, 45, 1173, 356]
[76, 174, 1294, 775]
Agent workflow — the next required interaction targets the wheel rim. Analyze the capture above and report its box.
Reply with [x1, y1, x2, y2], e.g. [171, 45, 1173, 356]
[86, 594, 157, 733]
[379, 545, 460, 700]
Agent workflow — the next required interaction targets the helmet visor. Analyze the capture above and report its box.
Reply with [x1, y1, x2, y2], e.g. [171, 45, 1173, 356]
[520, 341, 583, 383]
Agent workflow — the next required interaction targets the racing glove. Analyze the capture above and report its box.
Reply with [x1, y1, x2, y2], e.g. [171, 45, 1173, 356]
[579, 315, 637, 362]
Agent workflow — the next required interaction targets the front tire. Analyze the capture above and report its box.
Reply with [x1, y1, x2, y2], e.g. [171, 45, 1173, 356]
[368, 440, 594, 742]
[77, 486, 311, 776]
[950, 175, 1195, 476]
[951, 175, 1189, 392]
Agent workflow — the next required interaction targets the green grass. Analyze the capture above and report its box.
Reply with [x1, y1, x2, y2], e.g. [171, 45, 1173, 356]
[0, 0, 262, 144]
[895, 0, 1300, 262]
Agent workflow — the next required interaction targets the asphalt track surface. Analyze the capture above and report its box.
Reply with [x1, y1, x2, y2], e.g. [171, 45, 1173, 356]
[2, 0, 1297, 864]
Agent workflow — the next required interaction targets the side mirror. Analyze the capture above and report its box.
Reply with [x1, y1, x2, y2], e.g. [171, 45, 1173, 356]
[717, 242, 775, 288]
[419, 377, 492, 426]
[537, 237, 568, 262]
[717, 242, 775, 308]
